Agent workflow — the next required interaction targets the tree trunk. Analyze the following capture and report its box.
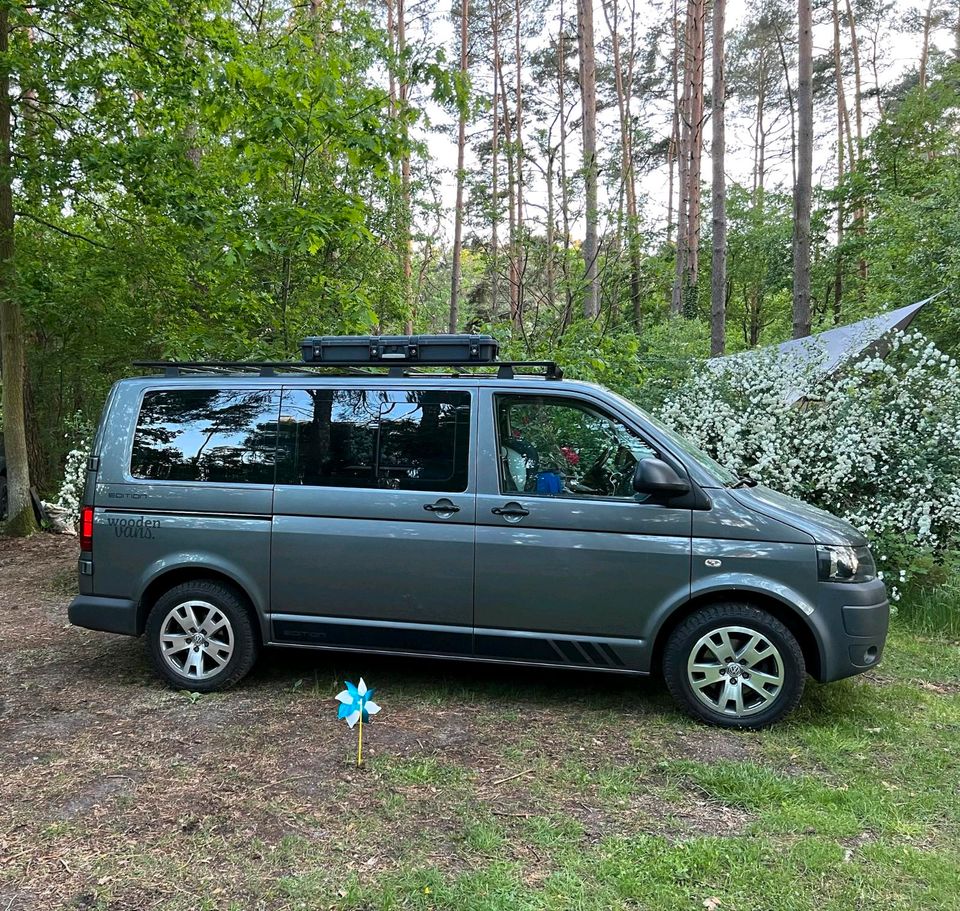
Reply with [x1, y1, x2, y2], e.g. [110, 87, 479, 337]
[671, 0, 693, 316]
[602, 0, 641, 329]
[710, 0, 726, 356]
[490, 0, 500, 314]
[498, 57, 519, 325]
[545, 147, 556, 311]
[557, 4, 574, 331]
[449, 0, 469, 333]
[578, 0, 599, 319]
[832, 0, 847, 322]
[397, 0, 414, 332]
[671, 0, 705, 317]
[920, 0, 935, 92]
[684, 0, 705, 303]
[844, 0, 867, 290]
[0, 6, 37, 535]
[793, 0, 813, 339]
[667, 0, 679, 245]
[513, 0, 525, 321]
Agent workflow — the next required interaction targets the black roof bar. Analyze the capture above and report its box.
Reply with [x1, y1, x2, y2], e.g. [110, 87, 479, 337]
[132, 359, 564, 380]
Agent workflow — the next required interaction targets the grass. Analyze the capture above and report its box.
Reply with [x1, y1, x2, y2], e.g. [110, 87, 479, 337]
[94, 627, 960, 911]
[896, 581, 960, 637]
[4, 539, 960, 911]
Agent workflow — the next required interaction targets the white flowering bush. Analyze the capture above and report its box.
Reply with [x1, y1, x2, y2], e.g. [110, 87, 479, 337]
[658, 332, 960, 600]
[53, 413, 94, 529]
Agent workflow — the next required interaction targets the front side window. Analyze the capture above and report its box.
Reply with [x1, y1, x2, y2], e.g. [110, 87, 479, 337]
[278, 389, 471, 492]
[131, 389, 281, 483]
[495, 395, 656, 499]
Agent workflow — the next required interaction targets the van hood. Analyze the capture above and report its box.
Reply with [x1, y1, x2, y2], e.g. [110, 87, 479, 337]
[728, 484, 868, 547]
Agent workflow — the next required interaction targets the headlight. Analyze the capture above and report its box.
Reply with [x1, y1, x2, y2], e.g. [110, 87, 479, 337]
[817, 544, 877, 583]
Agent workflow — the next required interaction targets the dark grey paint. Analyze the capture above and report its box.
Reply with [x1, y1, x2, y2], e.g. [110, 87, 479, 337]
[69, 372, 889, 686]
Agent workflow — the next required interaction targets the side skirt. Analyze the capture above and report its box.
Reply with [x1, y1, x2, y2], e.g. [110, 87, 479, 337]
[269, 613, 648, 673]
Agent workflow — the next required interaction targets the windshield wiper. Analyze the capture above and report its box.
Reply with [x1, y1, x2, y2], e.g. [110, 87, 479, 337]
[729, 474, 759, 489]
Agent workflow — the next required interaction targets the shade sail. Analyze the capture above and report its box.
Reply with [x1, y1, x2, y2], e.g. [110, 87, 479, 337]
[710, 293, 941, 404]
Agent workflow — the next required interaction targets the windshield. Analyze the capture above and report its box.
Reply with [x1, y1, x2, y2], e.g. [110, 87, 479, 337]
[602, 389, 739, 486]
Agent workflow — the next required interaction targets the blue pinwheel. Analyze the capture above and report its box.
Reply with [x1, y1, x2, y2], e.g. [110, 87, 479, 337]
[335, 678, 380, 765]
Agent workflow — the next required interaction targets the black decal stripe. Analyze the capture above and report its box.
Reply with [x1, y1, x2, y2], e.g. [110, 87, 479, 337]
[599, 643, 626, 667]
[579, 641, 608, 666]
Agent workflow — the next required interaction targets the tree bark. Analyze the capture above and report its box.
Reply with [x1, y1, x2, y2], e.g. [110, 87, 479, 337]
[0, 6, 37, 535]
[490, 0, 500, 314]
[667, 0, 679, 245]
[602, 0, 641, 329]
[684, 0, 705, 302]
[557, 3, 574, 331]
[671, 0, 705, 317]
[793, 0, 813, 339]
[397, 0, 414, 332]
[832, 0, 848, 322]
[449, 0, 469, 333]
[578, 0, 599, 319]
[710, 0, 726, 356]
[919, 0, 934, 92]
[498, 56, 520, 325]
[671, 0, 693, 316]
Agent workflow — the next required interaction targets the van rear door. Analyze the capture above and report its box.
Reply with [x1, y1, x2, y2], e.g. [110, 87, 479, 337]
[269, 384, 477, 656]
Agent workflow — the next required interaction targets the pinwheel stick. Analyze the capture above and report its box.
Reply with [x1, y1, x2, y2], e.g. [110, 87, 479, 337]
[357, 714, 363, 767]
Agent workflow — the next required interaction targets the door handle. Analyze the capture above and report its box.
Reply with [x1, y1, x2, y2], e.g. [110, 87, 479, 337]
[492, 503, 530, 519]
[423, 499, 461, 514]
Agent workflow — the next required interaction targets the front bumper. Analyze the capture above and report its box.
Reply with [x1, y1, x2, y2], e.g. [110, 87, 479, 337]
[812, 577, 890, 682]
[68, 594, 139, 636]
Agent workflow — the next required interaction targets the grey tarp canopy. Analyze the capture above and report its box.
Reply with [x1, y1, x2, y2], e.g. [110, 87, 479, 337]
[709, 293, 940, 404]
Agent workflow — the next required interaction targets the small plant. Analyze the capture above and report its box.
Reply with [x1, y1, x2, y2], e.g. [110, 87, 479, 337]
[52, 411, 94, 529]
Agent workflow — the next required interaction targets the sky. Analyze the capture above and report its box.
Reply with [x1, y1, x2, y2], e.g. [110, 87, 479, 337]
[407, 0, 935, 245]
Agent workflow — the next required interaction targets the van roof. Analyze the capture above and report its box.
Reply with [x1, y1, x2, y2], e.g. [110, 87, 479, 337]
[119, 370, 604, 395]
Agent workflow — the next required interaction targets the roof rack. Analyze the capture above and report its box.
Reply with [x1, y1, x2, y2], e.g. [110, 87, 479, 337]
[132, 360, 564, 380]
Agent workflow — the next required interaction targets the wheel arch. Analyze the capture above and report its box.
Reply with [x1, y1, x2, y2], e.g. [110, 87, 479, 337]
[136, 565, 266, 642]
[651, 588, 823, 682]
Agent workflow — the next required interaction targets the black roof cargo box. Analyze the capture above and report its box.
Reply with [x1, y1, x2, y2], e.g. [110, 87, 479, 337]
[300, 334, 499, 365]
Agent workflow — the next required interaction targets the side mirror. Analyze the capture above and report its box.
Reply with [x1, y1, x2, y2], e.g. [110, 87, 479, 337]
[633, 458, 690, 497]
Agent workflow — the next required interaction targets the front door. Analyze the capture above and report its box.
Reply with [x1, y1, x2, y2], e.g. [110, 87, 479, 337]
[270, 384, 477, 656]
[473, 389, 692, 671]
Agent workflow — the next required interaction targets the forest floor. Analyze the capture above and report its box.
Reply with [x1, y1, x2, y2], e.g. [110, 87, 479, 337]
[1, 535, 959, 911]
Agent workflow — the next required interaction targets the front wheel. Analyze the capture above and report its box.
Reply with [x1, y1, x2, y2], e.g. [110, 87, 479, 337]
[663, 603, 805, 729]
[146, 580, 259, 692]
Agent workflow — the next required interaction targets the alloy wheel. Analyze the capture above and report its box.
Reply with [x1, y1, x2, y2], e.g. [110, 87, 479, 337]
[687, 625, 786, 718]
[159, 599, 235, 681]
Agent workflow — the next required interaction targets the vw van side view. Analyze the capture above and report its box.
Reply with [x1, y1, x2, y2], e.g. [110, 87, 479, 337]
[68, 336, 890, 728]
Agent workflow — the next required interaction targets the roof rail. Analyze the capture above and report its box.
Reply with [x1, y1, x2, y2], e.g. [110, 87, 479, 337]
[132, 360, 564, 380]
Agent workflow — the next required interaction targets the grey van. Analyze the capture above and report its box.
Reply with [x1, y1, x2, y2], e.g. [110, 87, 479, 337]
[68, 352, 889, 728]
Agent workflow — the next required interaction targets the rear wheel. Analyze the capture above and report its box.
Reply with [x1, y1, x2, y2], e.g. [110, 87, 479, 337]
[663, 603, 805, 729]
[146, 580, 259, 692]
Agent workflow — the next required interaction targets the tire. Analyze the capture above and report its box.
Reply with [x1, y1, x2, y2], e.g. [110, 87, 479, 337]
[663, 603, 805, 729]
[146, 580, 259, 692]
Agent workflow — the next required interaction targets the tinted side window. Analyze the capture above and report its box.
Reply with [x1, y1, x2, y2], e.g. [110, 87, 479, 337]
[131, 389, 281, 483]
[494, 394, 656, 499]
[278, 389, 471, 492]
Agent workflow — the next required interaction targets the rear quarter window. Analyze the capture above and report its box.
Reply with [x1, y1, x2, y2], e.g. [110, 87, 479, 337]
[131, 389, 281, 483]
[277, 388, 471, 492]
